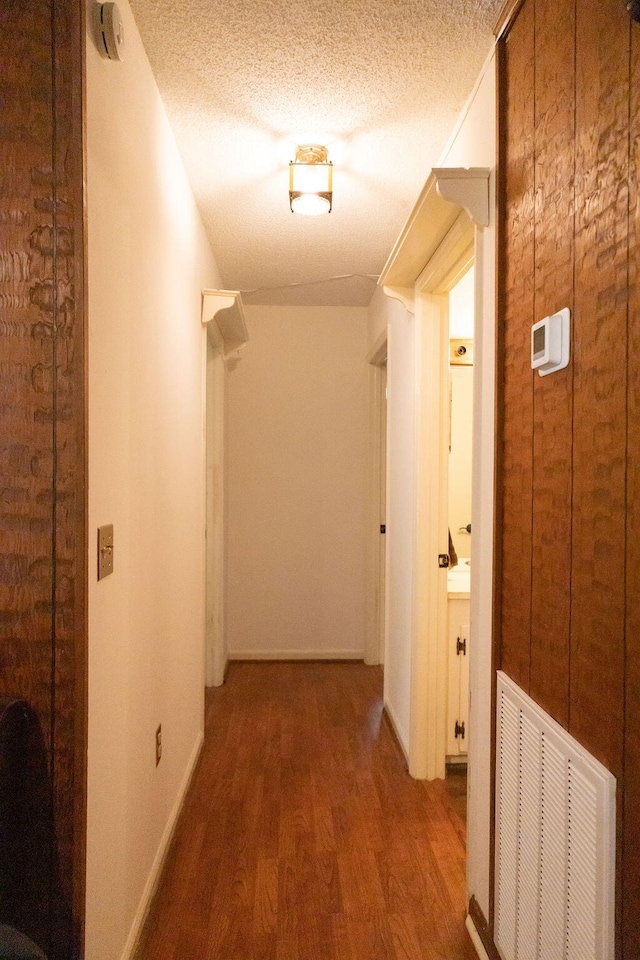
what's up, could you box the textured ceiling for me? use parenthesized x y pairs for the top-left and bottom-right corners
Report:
(129, 0), (502, 306)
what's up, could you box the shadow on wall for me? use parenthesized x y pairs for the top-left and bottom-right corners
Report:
(0, 699), (62, 959)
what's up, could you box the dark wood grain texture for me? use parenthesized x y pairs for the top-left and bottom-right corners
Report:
(0, 2), (86, 957)
(529, 0), (574, 727)
(498, 1), (638, 955)
(498, 0), (535, 689)
(623, 16), (640, 959)
(135, 663), (473, 960)
(0, 3), (57, 951)
(51, 1), (87, 954)
(572, 8), (630, 952)
(571, 0), (628, 777)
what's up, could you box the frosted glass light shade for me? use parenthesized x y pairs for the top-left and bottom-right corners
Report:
(289, 145), (333, 215)
(290, 192), (331, 215)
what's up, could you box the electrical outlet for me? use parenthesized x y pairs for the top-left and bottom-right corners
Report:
(155, 724), (162, 766)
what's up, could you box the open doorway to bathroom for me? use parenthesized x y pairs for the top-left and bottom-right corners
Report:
(445, 266), (474, 819)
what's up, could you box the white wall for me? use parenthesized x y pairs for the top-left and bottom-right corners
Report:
(440, 52), (496, 925)
(226, 306), (369, 659)
(370, 51), (496, 925)
(85, 2), (222, 957)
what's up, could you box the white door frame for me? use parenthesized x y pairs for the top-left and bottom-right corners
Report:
(205, 333), (226, 687)
(410, 217), (474, 780)
(201, 290), (249, 687)
(365, 332), (388, 666)
(379, 168), (490, 781)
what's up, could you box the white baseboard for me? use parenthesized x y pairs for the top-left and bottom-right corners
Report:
(465, 914), (491, 960)
(228, 649), (365, 661)
(120, 731), (204, 960)
(383, 698), (410, 767)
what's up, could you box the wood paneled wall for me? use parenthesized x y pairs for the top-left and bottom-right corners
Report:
(497, 1), (639, 956)
(0, 1), (86, 958)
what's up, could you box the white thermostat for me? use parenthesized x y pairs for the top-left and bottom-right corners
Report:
(100, 3), (125, 61)
(531, 307), (570, 376)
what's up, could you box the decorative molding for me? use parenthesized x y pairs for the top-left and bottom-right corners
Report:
(381, 284), (414, 313)
(201, 289), (249, 360)
(433, 167), (490, 228)
(228, 650), (364, 661)
(379, 168), (490, 310)
(493, 0), (527, 39)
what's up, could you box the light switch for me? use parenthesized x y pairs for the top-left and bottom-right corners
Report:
(97, 524), (114, 579)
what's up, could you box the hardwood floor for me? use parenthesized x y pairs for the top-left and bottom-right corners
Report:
(135, 662), (475, 960)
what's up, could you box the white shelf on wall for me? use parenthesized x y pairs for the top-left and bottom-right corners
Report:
(201, 289), (249, 360)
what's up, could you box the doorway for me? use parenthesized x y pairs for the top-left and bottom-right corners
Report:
(446, 266), (474, 766)
(408, 211), (475, 783)
(205, 332), (226, 687)
(366, 336), (388, 667)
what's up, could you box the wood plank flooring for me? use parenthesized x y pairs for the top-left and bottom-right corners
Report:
(135, 662), (474, 960)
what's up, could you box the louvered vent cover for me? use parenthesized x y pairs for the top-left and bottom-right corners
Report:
(494, 672), (615, 960)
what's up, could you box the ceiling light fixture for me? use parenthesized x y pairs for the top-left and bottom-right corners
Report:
(289, 144), (333, 215)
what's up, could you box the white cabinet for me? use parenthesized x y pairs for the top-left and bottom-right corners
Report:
(447, 596), (469, 758)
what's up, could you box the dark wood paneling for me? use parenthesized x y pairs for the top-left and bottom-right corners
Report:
(571, 0), (628, 777)
(498, 1), (639, 955)
(572, 9), (630, 951)
(623, 18), (640, 959)
(0, 1), (86, 957)
(529, 0), (574, 726)
(0, 3), (57, 950)
(498, 1), (535, 689)
(51, 1), (87, 955)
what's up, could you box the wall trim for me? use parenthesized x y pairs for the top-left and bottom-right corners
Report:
(366, 328), (388, 365)
(493, 0), (527, 38)
(467, 896), (500, 960)
(205, 343), (227, 688)
(365, 341), (388, 665)
(383, 700), (410, 769)
(228, 651), (365, 661)
(120, 732), (204, 960)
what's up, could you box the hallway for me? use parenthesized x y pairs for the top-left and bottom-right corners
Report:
(135, 662), (474, 960)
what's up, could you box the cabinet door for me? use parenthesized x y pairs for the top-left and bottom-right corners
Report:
(458, 621), (470, 752)
(447, 600), (470, 756)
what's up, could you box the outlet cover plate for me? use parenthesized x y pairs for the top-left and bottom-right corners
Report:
(97, 524), (114, 579)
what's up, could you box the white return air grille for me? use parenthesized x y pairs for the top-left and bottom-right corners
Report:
(495, 671), (616, 960)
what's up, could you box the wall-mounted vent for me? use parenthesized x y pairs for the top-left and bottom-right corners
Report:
(495, 672), (616, 960)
